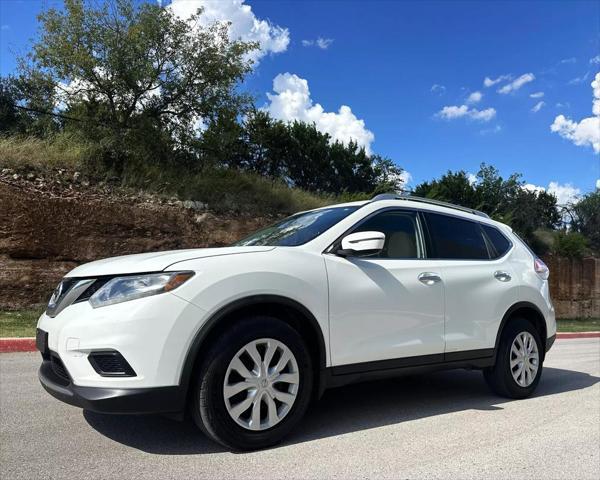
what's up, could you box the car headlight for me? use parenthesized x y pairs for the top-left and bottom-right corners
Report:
(89, 271), (194, 308)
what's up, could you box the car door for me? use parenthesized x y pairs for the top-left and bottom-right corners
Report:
(421, 212), (517, 355)
(324, 208), (445, 369)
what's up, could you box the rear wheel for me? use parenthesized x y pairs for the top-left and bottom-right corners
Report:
(484, 317), (544, 398)
(192, 316), (313, 450)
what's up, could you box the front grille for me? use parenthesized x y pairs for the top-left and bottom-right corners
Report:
(50, 354), (70, 385)
(89, 351), (136, 377)
(73, 277), (112, 304)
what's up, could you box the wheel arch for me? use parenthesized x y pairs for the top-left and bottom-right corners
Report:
(178, 294), (327, 404)
(495, 301), (548, 360)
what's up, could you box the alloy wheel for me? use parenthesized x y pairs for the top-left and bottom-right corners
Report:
(223, 338), (300, 431)
(510, 331), (539, 387)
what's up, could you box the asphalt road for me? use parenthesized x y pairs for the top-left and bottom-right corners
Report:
(1, 339), (599, 480)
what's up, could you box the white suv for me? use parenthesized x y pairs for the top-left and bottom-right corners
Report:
(37, 194), (556, 450)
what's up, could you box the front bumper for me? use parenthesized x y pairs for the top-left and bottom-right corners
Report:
(38, 357), (185, 414)
(36, 291), (207, 389)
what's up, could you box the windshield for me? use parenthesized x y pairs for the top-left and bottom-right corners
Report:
(233, 206), (360, 247)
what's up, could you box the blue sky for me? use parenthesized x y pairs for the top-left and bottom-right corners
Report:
(1, 0), (599, 202)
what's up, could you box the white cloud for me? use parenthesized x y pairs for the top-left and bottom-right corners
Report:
(483, 74), (512, 87)
(399, 171), (412, 185)
(316, 38), (333, 49)
(551, 72), (600, 153)
(265, 73), (375, 153)
(467, 173), (477, 185)
(431, 84), (446, 95)
(568, 72), (590, 85)
(555, 102), (570, 109)
(480, 124), (502, 135)
(596, 179), (600, 189)
(436, 104), (496, 122)
(0, 24), (9, 31)
(591, 55), (600, 65)
(302, 37), (333, 49)
(523, 183), (546, 194)
(530, 91), (544, 98)
(523, 182), (581, 205)
(548, 182), (581, 205)
(466, 91), (483, 104)
(560, 57), (577, 64)
(498, 73), (535, 94)
(168, 0), (290, 65)
(531, 101), (545, 113)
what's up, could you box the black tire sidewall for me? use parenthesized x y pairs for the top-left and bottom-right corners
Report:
(193, 316), (313, 450)
(495, 317), (544, 398)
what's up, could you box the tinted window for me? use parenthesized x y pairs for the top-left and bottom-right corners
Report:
(482, 224), (511, 258)
(353, 210), (420, 258)
(233, 206), (359, 246)
(424, 212), (489, 260)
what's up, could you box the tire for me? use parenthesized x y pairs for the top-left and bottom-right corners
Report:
(191, 315), (313, 451)
(484, 317), (544, 399)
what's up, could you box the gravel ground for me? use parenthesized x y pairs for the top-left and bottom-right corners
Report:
(1, 338), (599, 479)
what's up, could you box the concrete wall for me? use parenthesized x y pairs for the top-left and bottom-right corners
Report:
(544, 256), (600, 319)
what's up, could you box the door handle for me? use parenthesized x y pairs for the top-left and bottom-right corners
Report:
(418, 272), (441, 285)
(494, 271), (512, 282)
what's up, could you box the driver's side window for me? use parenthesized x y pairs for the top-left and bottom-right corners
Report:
(353, 210), (422, 259)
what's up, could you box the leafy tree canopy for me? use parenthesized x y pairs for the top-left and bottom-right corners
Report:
(414, 164), (561, 247)
(18, 0), (257, 168)
(569, 191), (600, 251)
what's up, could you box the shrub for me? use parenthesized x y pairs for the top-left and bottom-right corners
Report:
(552, 231), (588, 258)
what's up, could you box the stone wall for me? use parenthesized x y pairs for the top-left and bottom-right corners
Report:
(544, 256), (600, 319)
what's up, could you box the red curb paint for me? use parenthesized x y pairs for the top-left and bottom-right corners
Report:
(0, 338), (36, 353)
(556, 332), (600, 339)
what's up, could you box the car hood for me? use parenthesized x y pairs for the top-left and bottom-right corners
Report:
(65, 246), (276, 277)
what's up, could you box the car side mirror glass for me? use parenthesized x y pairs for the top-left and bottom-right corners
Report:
(337, 231), (385, 257)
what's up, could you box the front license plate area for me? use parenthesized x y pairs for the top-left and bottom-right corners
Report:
(36, 328), (49, 356)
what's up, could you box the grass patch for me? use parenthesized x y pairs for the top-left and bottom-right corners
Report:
(556, 318), (600, 333)
(0, 135), (340, 215)
(0, 308), (44, 338)
(119, 161), (332, 214)
(0, 133), (90, 172)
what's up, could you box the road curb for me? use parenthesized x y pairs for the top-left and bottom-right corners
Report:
(0, 338), (36, 353)
(0, 331), (599, 353)
(556, 332), (600, 339)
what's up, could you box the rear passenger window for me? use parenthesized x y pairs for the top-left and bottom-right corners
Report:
(482, 224), (511, 258)
(424, 213), (489, 260)
(353, 210), (421, 259)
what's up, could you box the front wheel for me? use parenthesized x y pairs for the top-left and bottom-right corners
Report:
(192, 316), (313, 450)
(484, 317), (544, 399)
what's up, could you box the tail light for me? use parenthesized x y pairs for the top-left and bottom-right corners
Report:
(534, 257), (549, 280)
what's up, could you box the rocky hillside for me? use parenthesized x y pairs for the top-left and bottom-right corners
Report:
(0, 168), (275, 309)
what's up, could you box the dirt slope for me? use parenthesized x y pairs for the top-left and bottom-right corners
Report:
(0, 173), (273, 309)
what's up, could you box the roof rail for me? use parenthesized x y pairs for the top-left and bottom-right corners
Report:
(370, 193), (490, 218)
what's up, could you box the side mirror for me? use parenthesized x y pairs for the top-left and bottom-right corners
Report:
(337, 231), (385, 257)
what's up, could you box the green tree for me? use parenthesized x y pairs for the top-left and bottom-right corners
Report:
(413, 170), (479, 208)
(570, 191), (600, 252)
(413, 163), (560, 249)
(0, 74), (60, 135)
(20, 0), (256, 170)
